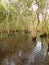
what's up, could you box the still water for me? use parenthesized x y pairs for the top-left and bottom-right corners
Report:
(0, 33), (49, 65)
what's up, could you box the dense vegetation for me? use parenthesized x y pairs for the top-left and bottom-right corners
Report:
(0, 0), (49, 37)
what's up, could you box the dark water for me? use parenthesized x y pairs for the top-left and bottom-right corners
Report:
(0, 33), (49, 65)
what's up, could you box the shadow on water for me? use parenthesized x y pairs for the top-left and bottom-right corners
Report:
(0, 32), (49, 65)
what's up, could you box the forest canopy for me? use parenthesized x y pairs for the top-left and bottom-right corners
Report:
(0, 0), (49, 37)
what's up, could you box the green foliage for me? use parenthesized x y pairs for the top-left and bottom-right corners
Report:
(0, 0), (49, 35)
(0, 2), (5, 12)
(0, 2), (6, 23)
(37, 0), (46, 8)
(0, 12), (6, 23)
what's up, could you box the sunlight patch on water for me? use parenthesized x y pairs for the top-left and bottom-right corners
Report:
(9, 60), (15, 65)
(48, 52), (49, 55)
(36, 41), (42, 51)
(18, 50), (22, 57)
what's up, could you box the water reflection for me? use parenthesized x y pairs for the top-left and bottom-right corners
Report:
(0, 33), (49, 65)
(36, 41), (42, 51)
(2, 58), (16, 65)
(26, 35), (48, 65)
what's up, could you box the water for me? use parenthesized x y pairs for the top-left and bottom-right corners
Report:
(0, 33), (49, 65)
